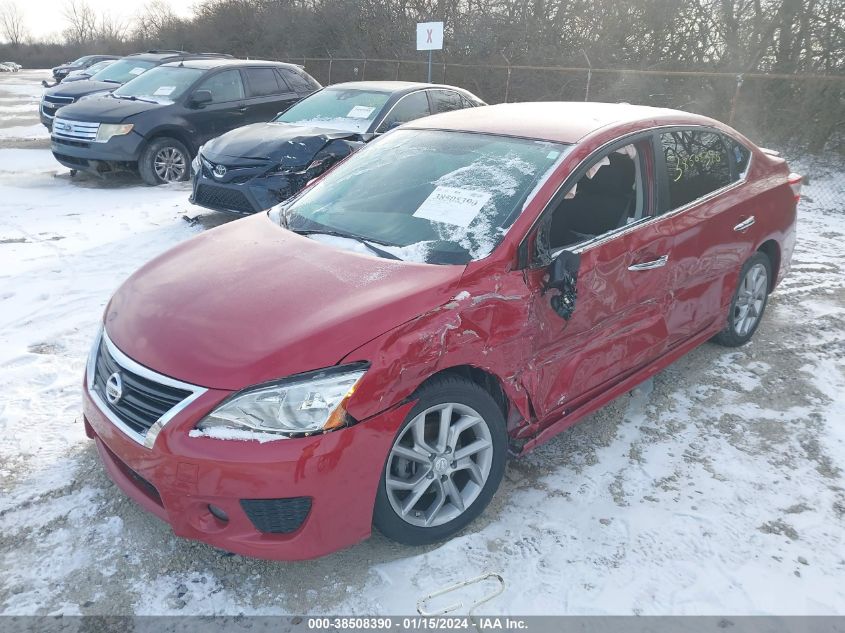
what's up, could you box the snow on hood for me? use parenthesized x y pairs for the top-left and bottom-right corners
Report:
(105, 213), (464, 391)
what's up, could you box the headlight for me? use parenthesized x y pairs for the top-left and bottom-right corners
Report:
(192, 145), (204, 174)
(96, 123), (134, 142)
(196, 363), (368, 438)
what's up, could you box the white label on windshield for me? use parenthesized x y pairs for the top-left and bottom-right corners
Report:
(153, 86), (175, 96)
(347, 105), (376, 119)
(129, 67), (145, 75)
(412, 186), (492, 228)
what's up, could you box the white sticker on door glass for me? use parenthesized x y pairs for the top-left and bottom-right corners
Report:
(129, 67), (145, 75)
(412, 186), (492, 227)
(153, 86), (175, 96)
(347, 105), (376, 119)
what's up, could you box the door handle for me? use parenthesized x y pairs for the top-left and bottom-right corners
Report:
(628, 255), (669, 271)
(733, 216), (755, 232)
(237, 105), (248, 113)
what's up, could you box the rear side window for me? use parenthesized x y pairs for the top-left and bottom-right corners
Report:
(377, 91), (431, 132)
(196, 69), (245, 103)
(244, 68), (281, 97)
(429, 89), (464, 114)
(279, 68), (317, 93)
(660, 130), (731, 209)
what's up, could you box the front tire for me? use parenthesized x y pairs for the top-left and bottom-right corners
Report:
(713, 252), (772, 347)
(373, 375), (507, 546)
(139, 137), (191, 185)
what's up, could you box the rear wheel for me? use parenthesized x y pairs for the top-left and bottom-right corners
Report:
(373, 375), (507, 545)
(139, 137), (190, 185)
(713, 252), (771, 347)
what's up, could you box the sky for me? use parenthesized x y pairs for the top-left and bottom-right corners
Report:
(16, 0), (197, 41)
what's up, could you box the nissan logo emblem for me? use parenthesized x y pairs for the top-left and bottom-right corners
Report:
(105, 372), (123, 404)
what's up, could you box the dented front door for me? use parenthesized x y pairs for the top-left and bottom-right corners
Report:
(523, 220), (675, 424)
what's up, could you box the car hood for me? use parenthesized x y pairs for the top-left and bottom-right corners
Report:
(203, 122), (362, 168)
(53, 95), (166, 123)
(45, 79), (117, 99)
(105, 213), (464, 391)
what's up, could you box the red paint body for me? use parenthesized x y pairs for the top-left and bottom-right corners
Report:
(85, 102), (797, 559)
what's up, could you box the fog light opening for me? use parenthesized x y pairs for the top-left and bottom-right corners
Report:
(208, 504), (229, 523)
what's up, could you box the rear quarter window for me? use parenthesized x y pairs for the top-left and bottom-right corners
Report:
(279, 68), (318, 94)
(728, 138), (752, 179)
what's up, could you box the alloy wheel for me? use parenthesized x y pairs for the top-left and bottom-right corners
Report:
(385, 402), (494, 528)
(153, 147), (187, 182)
(733, 262), (768, 337)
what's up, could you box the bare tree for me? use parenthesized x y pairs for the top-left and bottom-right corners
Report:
(0, 1), (28, 46)
(62, 0), (97, 45)
(135, 0), (178, 42)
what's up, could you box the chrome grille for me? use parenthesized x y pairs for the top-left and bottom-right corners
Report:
(87, 331), (206, 448)
(52, 117), (99, 142)
(44, 95), (75, 105)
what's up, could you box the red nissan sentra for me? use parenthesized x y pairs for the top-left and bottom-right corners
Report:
(83, 102), (800, 560)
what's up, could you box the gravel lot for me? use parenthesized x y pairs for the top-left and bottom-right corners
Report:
(1, 70), (843, 616)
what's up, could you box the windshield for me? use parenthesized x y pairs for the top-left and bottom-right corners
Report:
(274, 88), (391, 133)
(71, 56), (94, 64)
(92, 58), (157, 84)
(113, 66), (203, 102)
(280, 129), (570, 264)
(78, 60), (111, 75)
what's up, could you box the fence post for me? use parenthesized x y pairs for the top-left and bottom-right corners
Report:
(361, 52), (368, 81)
(582, 50), (592, 101)
(728, 74), (743, 126)
(396, 57), (401, 80)
(325, 50), (333, 85)
(501, 52), (511, 103)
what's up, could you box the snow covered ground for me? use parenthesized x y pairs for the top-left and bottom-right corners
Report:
(0, 71), (843, 616)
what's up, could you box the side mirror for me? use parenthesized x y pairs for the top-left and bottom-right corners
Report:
(546, 250), (580, 320)
(189, 90), (213, 108)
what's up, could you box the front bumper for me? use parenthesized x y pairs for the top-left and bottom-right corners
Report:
(190, 157), (306, 215)
(83, 371), (412, 560)
(51, 131), (144, 175)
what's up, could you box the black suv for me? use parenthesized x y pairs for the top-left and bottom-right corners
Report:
(41, 51), (232, 131)
(50, 59), (321, 185)
(51, 55), (118, 82)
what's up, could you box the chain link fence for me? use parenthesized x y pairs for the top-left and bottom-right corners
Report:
(281, 55), (844, 212)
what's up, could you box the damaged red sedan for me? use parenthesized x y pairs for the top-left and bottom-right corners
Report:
(83, 102), (800, 560)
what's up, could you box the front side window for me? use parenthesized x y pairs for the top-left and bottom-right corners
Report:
(279, 129), (570, 264)
(244, 68), (281, 97)
(113, 66), (204, 102)
(195, 69), (245, 103)
(274, 87), (390, 133)
(377, 91), (431, 132)
(546, 143), (644, 250)
(660, 130), (731, 209)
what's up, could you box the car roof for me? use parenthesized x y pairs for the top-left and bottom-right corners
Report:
(160, 58), (300, 71)
(325, 80), (467, 95)
(121, 50), (232, 62)
(407, 101), (719, 144)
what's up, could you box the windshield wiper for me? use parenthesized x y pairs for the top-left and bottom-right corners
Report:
(292, 228), (403, 261)
(101, 79), (121, 84)
(112, 94), (158, 104)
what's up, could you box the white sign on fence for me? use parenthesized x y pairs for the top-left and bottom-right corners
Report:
(416, 22), (444, 51)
